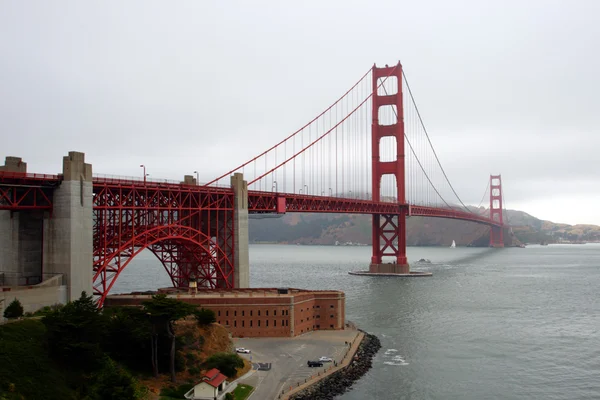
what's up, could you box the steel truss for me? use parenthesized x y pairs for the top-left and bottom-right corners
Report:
(0, 172), (60, 211)
(92, 180), (235, 306)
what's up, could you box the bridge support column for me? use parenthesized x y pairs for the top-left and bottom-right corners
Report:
(44, 152), (93, 300)
(368, 62), (411, 274)
(0, 157), (45, 286)
(489, 175), (504, 248)
(369, 213), (409, 273)
(231, 173), (249, 288)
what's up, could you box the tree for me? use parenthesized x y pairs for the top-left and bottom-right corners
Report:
(194, 308), (216, 326)
(103, 306), (152, 372)
(90, 357), (146, 400)
(42, 291), (106, 371)
(203, 353), (244, 378)
(3, 298), (23, 319)
(142, 294), (197, 382)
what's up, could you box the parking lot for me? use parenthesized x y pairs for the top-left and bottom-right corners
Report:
(234, 328), (360, 400)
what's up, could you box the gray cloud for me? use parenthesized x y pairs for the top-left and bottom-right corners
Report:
(1, 0), (599, 224)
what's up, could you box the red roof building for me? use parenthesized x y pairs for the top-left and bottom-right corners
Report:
(202, 368), (227, 388)
(184, 368), (229, 400)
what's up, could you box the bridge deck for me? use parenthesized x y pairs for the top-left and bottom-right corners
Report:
(0, 172), (502, 227)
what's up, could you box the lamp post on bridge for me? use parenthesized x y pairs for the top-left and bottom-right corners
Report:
(304, 184), (308, 195)
(329, 188), (333, 197)
(272, 181), (278, 192)
(140, 164), (148, 184)
(194, 170), (199, 185)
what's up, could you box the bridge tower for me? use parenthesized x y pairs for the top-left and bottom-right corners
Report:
(489, 174), (504, 248)
(369, 62), (410, 273)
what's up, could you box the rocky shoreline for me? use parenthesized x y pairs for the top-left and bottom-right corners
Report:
(289, 331), (382, 400)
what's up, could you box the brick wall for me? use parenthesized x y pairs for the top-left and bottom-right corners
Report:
(104, 288), (346, 338)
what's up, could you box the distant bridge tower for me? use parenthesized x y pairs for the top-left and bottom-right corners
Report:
(489, 174), (504, 247)
(369, 62), (410, 273)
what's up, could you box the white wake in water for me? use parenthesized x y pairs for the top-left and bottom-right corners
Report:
(382, 349), (409, 366)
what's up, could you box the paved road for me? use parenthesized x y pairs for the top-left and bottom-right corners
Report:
(234, 329), (359, 400)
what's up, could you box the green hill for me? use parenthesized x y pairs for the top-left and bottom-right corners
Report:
(249, 209), (599, 246)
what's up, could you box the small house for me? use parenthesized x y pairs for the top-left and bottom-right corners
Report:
(184, 368), (229, 400)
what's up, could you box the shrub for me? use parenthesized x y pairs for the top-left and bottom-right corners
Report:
(194, 308), (216, 325)
(185, 352), (198, 363)
(225, 392), (234, 400)
(32, 304), (63, 317)
(188, 366), (200, 376)
(203, 353), (244, 378)
(90, 357), (143, 400)
(4, 299), (24, 319)
(160, 383), (194, 398)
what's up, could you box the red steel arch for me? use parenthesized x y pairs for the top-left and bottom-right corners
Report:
(92, 178), (235, 306)
(93, 224), (234, 306)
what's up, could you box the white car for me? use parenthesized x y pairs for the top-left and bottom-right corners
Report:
(236, 347), (251, 354)
(319, 356), (333, 362)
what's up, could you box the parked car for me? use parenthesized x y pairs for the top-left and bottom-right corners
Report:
(307, 360), (324, 367)
(319, 356), (333, 362)
(236, 347), (251, 354)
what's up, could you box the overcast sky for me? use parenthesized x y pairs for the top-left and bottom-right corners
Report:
(1, 0), (599, 225)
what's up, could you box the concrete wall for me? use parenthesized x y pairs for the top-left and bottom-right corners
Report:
(0, 274), (67, 322)
(0, 211), (44, 286)
(0, 211), (18, 284)
(0, 157), (44, 286)
(43, 152), (93, 301)
(193, 382), (218, 399)
(231, 173), (249, 288)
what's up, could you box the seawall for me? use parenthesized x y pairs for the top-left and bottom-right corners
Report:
(286, 330), (381, 400)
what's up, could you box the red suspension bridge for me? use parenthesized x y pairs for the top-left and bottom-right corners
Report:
(0, 62), (506, 306)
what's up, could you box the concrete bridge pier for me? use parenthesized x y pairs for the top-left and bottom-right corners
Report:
(231, 173), (249, 288)
(43, 151), (93, 301)
(0, 157), (45, 286)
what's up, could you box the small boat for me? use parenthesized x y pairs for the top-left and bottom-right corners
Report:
(450, 240), (456, 248)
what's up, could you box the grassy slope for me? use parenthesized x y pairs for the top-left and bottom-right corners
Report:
(0, 319), (75, 400)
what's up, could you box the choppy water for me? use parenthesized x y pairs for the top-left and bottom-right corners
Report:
(114, 244), (600, 400)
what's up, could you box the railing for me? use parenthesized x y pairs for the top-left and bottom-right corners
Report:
(93, 173), (231, 189)
(0, 272), (64, 287)
(0, 171), (61, 180)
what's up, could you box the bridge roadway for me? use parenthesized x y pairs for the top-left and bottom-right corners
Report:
(0, 172), (502, 227)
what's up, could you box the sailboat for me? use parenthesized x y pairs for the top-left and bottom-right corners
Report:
(450, 240), (456, 248)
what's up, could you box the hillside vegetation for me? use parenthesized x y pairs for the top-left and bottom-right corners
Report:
(0, 294), (249, 400)
(249, 209), (600, 246)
